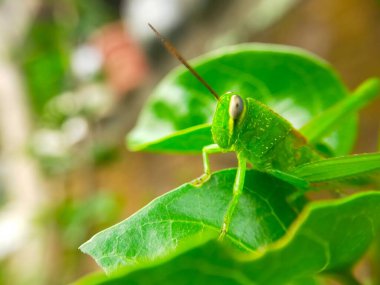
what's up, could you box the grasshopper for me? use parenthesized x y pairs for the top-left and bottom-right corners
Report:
(148, 24), (380, 238)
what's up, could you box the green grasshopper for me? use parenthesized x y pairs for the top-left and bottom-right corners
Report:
(149, 24), (380, 238)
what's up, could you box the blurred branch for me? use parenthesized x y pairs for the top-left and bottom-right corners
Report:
(0, 0), (46, 282)
(0, 60), (44, 257)
(0, 0), (40, 54)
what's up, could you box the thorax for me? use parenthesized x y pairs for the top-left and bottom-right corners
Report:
(233, 98), (320, 171)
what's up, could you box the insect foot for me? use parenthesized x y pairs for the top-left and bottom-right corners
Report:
(218, 223), (228, 241)
(190, 173), (211, 187)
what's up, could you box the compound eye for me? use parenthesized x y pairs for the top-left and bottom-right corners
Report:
(229, 95), (244, 120)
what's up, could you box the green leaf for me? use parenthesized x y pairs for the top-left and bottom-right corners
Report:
(80, 169), (304, 273)
(127, 44), (356, 155)
(77, 192), (380, 285)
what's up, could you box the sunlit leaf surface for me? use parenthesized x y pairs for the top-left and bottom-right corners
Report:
(80, 169), (304, 273)
(77, 192), (380, 285)
(127, 44), (356, 155)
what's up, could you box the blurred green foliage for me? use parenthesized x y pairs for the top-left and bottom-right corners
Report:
(0, 262), (4, 284)
(53, 191), (122, 248)
(18, 0), (119, 116)
(37, 190), (123, 284)
(1, 2), (123, 282)
(91, 143), (119, 167)
(74, 1), (119, 40)
(21, 15), (70, 115)
(0, 185), (5, 208)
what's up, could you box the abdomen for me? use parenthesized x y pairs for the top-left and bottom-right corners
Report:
(259, 129), (322, 171)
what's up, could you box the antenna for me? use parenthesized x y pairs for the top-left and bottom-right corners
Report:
(148, 23), (220, 101)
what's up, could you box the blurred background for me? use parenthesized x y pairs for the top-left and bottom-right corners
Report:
(0, 0), (379, 284)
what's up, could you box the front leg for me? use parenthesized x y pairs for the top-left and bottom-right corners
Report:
(219, 152), (247, 240)
(191, 144), (223, 187)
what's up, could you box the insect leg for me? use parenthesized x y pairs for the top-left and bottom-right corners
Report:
(219, 153), (247, 240)
(301, 78), (380, 144)
(267, 169), (309, 189)
(191, 144), (223, 186)
(264, 170), (311, 203)
(290, 152), (380, 183)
